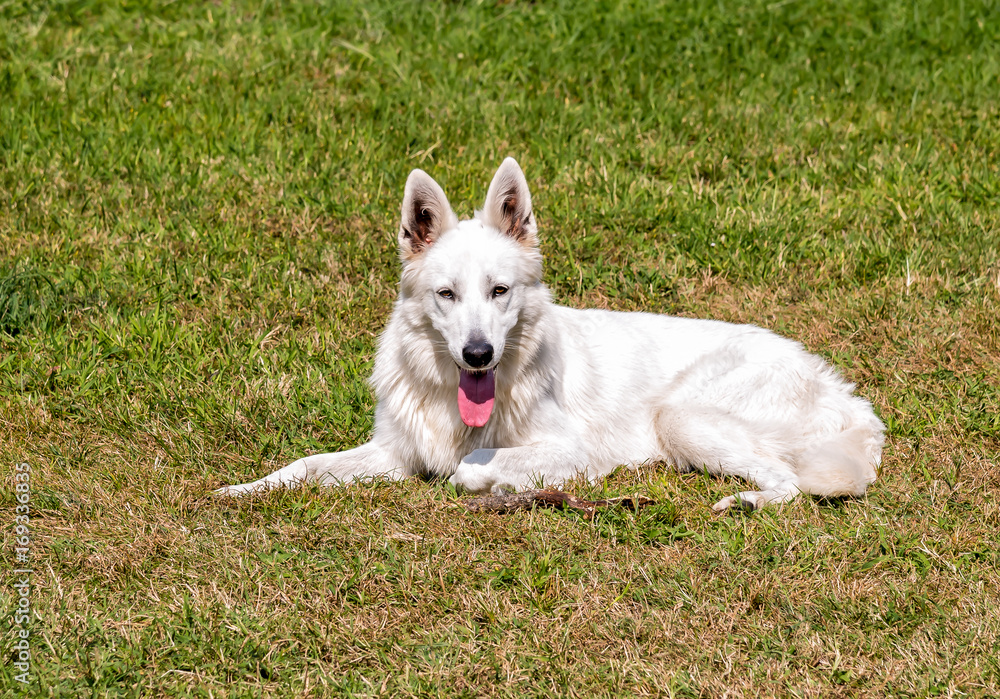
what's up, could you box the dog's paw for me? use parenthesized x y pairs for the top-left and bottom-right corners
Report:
(711, 492), (763, 513)
(450, 449), (532, 494)
(450, 463), (519, 495)
(448, 465), (493, 494)
(214, 481), (264, 497)
(712, 485), (802, 512)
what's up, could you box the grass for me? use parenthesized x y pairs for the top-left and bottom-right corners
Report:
(1, 0), (999, 695)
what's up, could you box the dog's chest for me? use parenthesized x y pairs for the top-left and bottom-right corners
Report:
(410, 405), (521, 477)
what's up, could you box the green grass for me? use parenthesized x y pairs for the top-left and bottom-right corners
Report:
(2, 0), (999, 696)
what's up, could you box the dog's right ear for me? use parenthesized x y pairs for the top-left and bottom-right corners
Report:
(399, 169), (457, 260)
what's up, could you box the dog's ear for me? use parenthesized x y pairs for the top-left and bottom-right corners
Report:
(482, 157), (538, 247)
(399, 169), (457, 259)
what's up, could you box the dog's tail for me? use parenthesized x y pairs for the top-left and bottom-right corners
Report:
(796, 423), (883, 498)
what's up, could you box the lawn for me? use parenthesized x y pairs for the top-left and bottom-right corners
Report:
(1, 0), (999, 696)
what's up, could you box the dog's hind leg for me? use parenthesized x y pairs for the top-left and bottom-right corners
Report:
(655, 406), (803, 512)
(710, 485), (801, 512)
(215, 441), (404, 496)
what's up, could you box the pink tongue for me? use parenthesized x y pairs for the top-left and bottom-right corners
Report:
(458, 369), (495, 427)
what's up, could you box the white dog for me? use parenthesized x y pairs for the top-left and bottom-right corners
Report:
(219, 158), (883, 511)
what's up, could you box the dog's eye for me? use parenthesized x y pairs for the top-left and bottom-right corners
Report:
(492, 285), (509, 297)
(437, 289), (454, 300)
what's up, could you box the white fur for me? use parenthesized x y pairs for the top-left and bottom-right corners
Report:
(218, 158), (884, 511)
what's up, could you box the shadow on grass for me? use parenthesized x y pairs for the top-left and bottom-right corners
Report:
(0, 263), (57, 336)
(590, 500), (701, 546)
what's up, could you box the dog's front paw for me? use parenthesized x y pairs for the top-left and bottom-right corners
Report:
(450, 449), (531, 494)
(450, 461), (518, 495)
(449, 463), (494, 494)
(214, 481), (267, 497)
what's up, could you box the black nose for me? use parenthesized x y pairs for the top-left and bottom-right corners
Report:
(462, 339), (494, 368)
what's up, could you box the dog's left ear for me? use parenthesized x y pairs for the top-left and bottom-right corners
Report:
(482, 158), (538, 247)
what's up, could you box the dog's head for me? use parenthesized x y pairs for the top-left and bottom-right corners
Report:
(396, 158), (546, 427)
